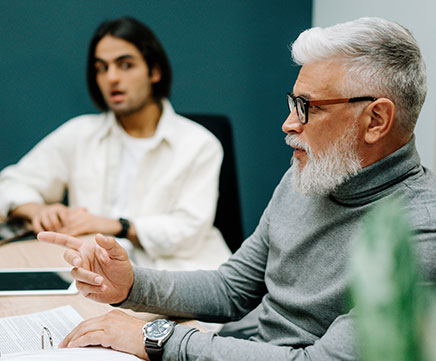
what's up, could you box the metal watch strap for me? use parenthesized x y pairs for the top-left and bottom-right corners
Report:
(116, 217), (130, 238)
(145, 340), (163, 361)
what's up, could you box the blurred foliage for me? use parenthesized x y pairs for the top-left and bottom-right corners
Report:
(350, 198), (436, 361)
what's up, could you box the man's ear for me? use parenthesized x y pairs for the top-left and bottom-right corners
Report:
(150, 65), (162, 84)
(363, 98), (396, 144)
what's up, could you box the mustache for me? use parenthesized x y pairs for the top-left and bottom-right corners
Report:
(285, 134), (311, 153)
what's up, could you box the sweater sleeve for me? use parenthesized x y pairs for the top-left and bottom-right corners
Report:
(119, 266), (356, 360)
(117, 201), (357, 360)
(119, 204), (272, 321)
(163, 311), (356, 361)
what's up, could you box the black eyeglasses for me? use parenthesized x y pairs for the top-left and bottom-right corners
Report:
(287, 93), (377, 125)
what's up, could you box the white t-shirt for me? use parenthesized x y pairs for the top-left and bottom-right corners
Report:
(110, 126), (158, 219)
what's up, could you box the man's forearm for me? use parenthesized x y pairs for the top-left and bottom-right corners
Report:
(91, 216), (140, 245)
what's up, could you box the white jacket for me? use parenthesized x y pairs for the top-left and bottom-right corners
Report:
(0, 100), (231, 270)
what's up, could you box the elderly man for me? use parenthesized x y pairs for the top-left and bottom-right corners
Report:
(38, 17), (436, 361)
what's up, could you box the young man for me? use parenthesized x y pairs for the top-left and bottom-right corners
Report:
(0, 17), (230, 270)
(38, 17), (436, 360)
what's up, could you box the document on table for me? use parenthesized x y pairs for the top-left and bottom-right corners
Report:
(0, 305), (141, 360)
(0, 305), (83, 354)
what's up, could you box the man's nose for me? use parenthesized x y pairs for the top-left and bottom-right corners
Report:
(106, 65), (120, 83)
(282, 109), (303, 134)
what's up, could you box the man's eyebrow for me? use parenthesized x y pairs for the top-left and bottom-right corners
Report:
(294, 92), (312, 99)
(114, 55), (136, 62)
(94, 55), (136, 63)
(94, 57), (107, 64)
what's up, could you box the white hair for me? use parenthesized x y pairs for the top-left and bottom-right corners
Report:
(291, 17), (427, 135)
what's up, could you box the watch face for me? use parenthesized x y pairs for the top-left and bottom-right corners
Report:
(145, 319), (173, 340)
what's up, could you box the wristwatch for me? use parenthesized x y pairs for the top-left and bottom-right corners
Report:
(116, 217), (130, 238)
(143, 319), (176, 361)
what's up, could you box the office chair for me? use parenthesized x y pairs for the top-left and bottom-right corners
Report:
(183, 114), (244, 253)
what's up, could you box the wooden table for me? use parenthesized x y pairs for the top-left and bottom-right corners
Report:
(0, 239), (156, 321)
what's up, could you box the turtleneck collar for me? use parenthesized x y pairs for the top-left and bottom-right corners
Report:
(330, 136), (423, 205)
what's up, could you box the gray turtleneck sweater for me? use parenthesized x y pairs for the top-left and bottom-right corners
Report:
(120, 137), (436, 360)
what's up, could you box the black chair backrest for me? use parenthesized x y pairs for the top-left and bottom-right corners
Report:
(184, 114), (244, 253)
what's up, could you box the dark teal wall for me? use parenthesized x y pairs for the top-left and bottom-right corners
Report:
(0, 1), (312, 238)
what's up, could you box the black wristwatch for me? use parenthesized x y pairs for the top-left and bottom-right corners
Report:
(143, 319), (176, 361)
(116, 217), (130, 238)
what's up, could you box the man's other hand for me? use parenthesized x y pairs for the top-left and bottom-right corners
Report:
(59, 310), (149, 360)
(10, 202), (70, 233)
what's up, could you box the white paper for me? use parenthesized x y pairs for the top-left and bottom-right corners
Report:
(0, 305), (83, 354)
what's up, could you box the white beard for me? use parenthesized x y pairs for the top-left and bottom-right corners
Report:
(285, 125), (362, 196)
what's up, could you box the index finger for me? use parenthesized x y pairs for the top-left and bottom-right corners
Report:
(37, 231), (83, 251)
